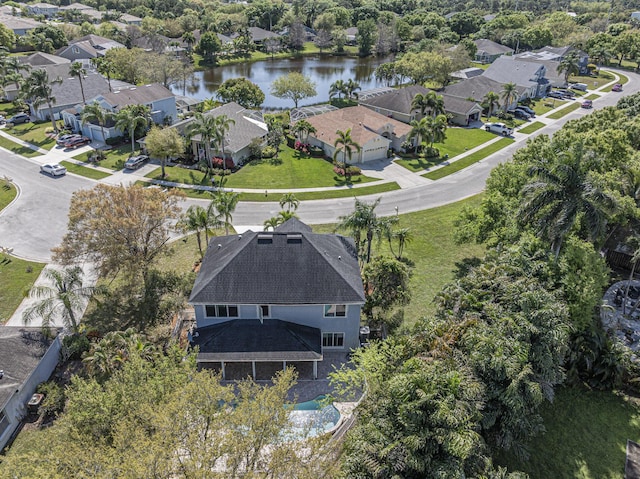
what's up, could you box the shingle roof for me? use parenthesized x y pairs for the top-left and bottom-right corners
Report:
(483, 56), (543, 88)
(189, 219), (365, 304)
(193, 319), (322, 362)
(515, 57), (564, 85)
(187, 102), (267, 154)
(59, 2), (93, 10)
(0, 328), (57, 411)
(441, 93), (483, 115)
(99, 83), (174, 109)
(444, 76), (527, 102)
(247, 26), (280, 42)
(274, 217), (312, 233)
(0, 13), (43, 31)
(20, 52), (70, 66)
(29, 3), (57, 9)
(303, 106), (412, 147)
(120, 13), (142, 23)
(359, 84), (430, 114)
(474, 38), (514, 56)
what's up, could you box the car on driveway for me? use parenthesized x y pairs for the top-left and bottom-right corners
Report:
(62, 136), (91, 148)
(41, 163), (67, 176)
(581, 99), (593, 109)
(7, 113), (30, 125)
(511, 109), (531, 120)
(516, 105), (535, 117)
(124, 154), (149, 170)
(56, 134), (82, 146)
(547, 91), (564, 99)
(612, 83), (623, 92)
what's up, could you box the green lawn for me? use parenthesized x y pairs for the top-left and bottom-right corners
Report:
(395, 128), (496, 173)
(547, 102), (581, 119)
(423, 138), (514, 181)
(498, 387), (640, 479)
(533, 98), (568, 115)
(60, 161), (112, 180)
(518, 121), (545, 134)
(585, 93), (600, 100)
(0, 181), (17, 211)
(147, 148), (379, 189)
(0, 102), (20, 116)
(569, 71), (615, 91)
(601, 72), (629, 92)
(6, 122), (56, 150)
(0, 135), (42, 157)
(0, 256), (45, 324)
(75, 144), (134, 171)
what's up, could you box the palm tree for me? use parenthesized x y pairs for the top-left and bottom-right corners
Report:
(22, 266), (97, 332)
(391, 227), (413, 260)
(483, 91), (500, 118)
(411, 93), (429, 117)
(558, 51), (581, 84)
(338, 198), (395, 264)
(91, 56), (114, 92)
(180, 205), (220, 258)
(182, 31), (196, 53)
(211, 190), (239, 235)
(23, 69), (62, 132)
(345, 78), (361, 99)
(115, 106), (149, 153)
(622, 237), (640, 315)
(428, 115), (447, 149)
(519, 148), (617, 259)
(333, 128), (361, 167)
(69, 61), (87, 104)
(329, 79), (346, 99)
(411, 91), (445, 118)
(409, 117), (431, 153)
(187, 112), (217, 168)
(81, 101), (112, 143)
(3, 57), (30, 93)
(291, 119), (316, 143)
(279, 193), (299, 213)
(213, 114), (236, 173)
(263, 216), (281, 231)
(500, 82), (518, 112)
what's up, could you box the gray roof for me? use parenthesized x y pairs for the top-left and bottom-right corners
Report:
(0, 13), (43, 32)
(0, 328), (57, 411)
(188, 102), (267, 154)
(99, 83), (174, 109)
(247, 26), (280, 42)
(451, 67), (485, 80)
(474, 39), (513, 56)
(441, 93), (483, 115)
(483, 56), (544, 88)
(444, 76), (527, 102)
(274, 217), (312, 233)
(193, 319), (322, 362)
(20, 52), (70, 66)
(189, 219), (365, 305)
(59, 2), (93, 10)
(515, 57), (564, 86)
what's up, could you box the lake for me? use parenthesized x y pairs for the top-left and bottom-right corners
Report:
(176, 55), (394, 109)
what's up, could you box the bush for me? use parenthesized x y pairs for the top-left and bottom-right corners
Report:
(62, 333), (90, 360)
(262, 146), (277, 158)
(286, 134), (296, 148)
(424, 146), (440, 158)
(333, 164), (362, 177)
(294, 141), (310, 154)
(309, 145), (324, 157)
(36, 381), (65, 418)
(211, 168), (231, 176)
(211, 157), (235, 169)
(105, 136), (124, 146)
(248, 138), (263, 159)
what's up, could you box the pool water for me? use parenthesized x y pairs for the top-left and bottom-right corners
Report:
(286, 396), (342, 439)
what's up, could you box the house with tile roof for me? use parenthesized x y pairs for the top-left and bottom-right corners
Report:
(474, 39), (514, 63)
(0, 328), (60, 452)
(358, 85), (483, 126)
(189, 218), (365, 380)
(180, 102), (268, 167)
(302, 106), (412, 162)
(56, 34), (124, 62)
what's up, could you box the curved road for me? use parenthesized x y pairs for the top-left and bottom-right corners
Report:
(1, 69), (637, 262)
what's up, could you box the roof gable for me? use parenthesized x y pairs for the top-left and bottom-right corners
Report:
(474, 39), (514, 55)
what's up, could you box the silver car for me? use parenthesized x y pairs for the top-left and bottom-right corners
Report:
(40, 163), (67, 176)
(124, 155), (149, 170)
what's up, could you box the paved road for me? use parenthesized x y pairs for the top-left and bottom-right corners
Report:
(0, 69), (637, 262)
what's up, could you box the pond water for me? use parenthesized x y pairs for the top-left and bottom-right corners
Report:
(176, 54), (394, 109)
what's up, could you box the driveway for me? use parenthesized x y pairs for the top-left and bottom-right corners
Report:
(0, 69), (637, 262)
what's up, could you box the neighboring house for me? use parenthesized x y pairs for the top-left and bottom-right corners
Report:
(120, 13), (142, 25)
(0, 328), (60, 452)
(451, 67), (485, 81)
(0, 13), (43, 35)
(443, 75), (528, 111)
(358, 85), (482, 126)
(344, 27), (358, 45)
(514, 57), (566, 88)
(19, 52), (70, 67)
(76, 8), (104, 23)
(231, 26), (281, 45)
(27, 2), (59, 18)
(57, 34), (125, 62)
(189, 218), (365, 380)
(63, 83), (177, 142)
(632, 11), (640, 21)
(482, 55), (550, 98)
(303, 105), (411, 161)
(58, 2), (93, 12)
(519, 46), (590, 74)
(474, 39), (514, 63)
(182, 101), (268, 166)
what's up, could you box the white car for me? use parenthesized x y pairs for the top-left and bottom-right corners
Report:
(41, 163), (67, 176)
(484, 122), (513, 136)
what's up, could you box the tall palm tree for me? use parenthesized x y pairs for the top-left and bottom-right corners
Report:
(182, 31), (196, 53)
(211, 190), (239, 235)
(558, 51), (581, 84)
(500, 82), (518, 112)
(81, 101), (113, 143)
(23, 69), (62, 132)
(213, 114), (236, 173)
(519, 148), (617, 259)
(411, 93), (429, 117)
(483, 91), (500, 118)
(91, 56), (114, 92)
(428, 114), (447, 148)
(333, 128), (361, 167)
(187, 112), (217, 168)
(409, 117), (431, 153)
(22, 266), (97, 332)
(292, 119), (316, 143)
(3, 57), (30, 93)
(180, 205), (220, 258)
(329, 79), (346, 99)
(411, 91), (445, 118)
(345, 78), (361, 99)
(279, 193), (299, 213)
(263, 216), (281, 231)
(115, 106), (149, 153)
(338, 198), (394, 264)
(69, 61), (87, 104)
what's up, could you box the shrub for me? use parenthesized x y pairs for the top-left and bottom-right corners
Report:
(333, 164), (362, 177)
(211, 168), (231, 176)
(286, 134), (296, 148)
(262, 146), (277, 158)
(105, 136), (124, 146)
(36, 381), (65, 418)
(294, 141), (310, 154)
(309, 145), (324, 157)
(62, 333), (90, 360)
(424, 146), (440, 158)
(248, 138), (263, 159)
(211, 157), (235, 169)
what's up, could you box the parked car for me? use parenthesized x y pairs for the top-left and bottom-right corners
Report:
(40, 163), (67, 176)
(484, 122), (513, 136)
(547, 91), (564, 99)
(62, 136), (91, 148)
(570, 83), (588, 91)
(612, 83), (623, 92)
(7, 113), (30, 124)
(124, 154), (149, 170)
(511, 109), (531, 120)
(56, 133), (81, 145)
(516, 105), (536, 116)
(581, 99), (593, 109)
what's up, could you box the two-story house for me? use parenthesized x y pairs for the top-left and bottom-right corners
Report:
(56, 34), (125, 62)
(482, 55), (550, 98)
(26, 2), (59, 18)
(474, 39), (514, 63)
(188, 218), (365, 380)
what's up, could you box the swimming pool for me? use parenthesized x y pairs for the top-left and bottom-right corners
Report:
(287, 396), (342, 439)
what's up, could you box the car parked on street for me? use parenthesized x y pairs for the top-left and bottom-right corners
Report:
(40, 163), (67, 176)
(7, 113), (30, 125)
(62, 136), (91, 148)
(124, 154), (149, 170)
(612, 83), (623, 92)
(581, 99), (593, 109)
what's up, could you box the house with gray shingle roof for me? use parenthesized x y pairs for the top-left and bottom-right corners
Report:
(443, 75), (527, 111)
(26, 2), (58, 18)
(482, 55), (550, 98)
(189, 218), (364, 379)
(474, 38), (514, 63)
(0, 13), (43, 35)
(56, 34), (124, 61)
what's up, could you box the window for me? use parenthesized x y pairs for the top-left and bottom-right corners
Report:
(259, 305), (270, 318)
(72, 46), (79, 54)
(323, 332), (344, 348)
(0, 411), (9, 438)
(324, 304), (346, 317)
(205, 305), (238, 318)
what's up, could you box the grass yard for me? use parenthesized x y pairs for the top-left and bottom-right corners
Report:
(74, 144), (134, 171)
(6, 122), (55, 150)
(0, 102), (20, 116)
(0, 135), (42, 157)
(60, 161), (112, 180)
(601, 72), (629, 92)
(518, 121), (545, 134)
(0, 181), (17, 211)
(569, 71), (615, 91)
(533, 98), (568, 115)
(498, 387), (640, 479)
(547, 102), (581, 119)
(423, 138), (514, 181)
(0, 255), (45, 324)
(585, 93), (600, 100)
